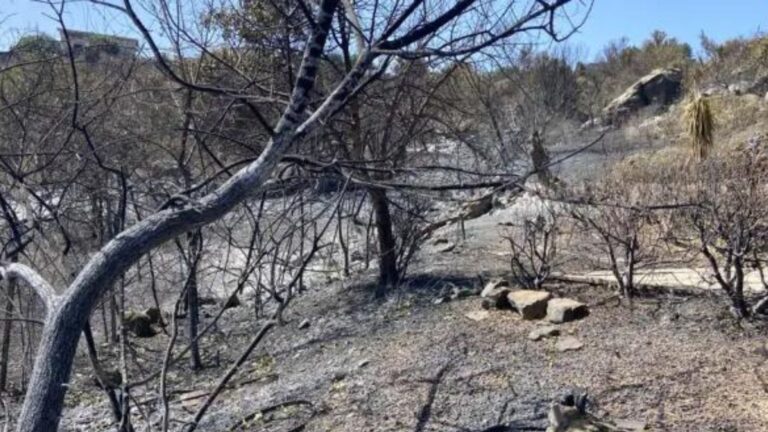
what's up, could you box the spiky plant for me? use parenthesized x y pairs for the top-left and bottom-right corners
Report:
(683, 94), (715, 161)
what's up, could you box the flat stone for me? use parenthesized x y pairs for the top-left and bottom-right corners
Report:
(555, 336), (584, 352)
(547, 298), (589, 323)
(528, 325), (561, 341)
(465, 310), (490, 321)
(507, 290), (552, 320)
(439, 242), (456, 253)
(614, 419), (647, 431)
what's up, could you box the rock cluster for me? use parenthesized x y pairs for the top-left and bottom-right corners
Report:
(474, 279), (591, 351)
(480, 279), (589, 324)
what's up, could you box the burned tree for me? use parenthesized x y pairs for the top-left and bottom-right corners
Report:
(0, 0), (589, 430)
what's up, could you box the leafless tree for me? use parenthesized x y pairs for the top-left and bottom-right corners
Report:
(672, 141), (768, 318)
(0, 0), (590, 430)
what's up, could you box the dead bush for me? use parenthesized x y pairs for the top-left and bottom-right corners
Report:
(503, 203), (562, 289)
(670, 138), (768, 318)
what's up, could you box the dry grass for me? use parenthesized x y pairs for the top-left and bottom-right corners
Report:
(683, 94), (715, 161)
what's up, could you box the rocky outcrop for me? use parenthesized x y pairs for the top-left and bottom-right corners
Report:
(602, 68), (683, 123)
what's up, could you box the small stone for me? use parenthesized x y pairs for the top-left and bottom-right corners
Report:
(465, 310), (490, 321)
(357, 359), (370, 369)
(546, 298), (589, 323)
(439, 242), (456, 253)
(528, 325), (560, 341)
(507, 290), (552, 320)
(298, 319), (311, 329)
(555, 336), (584, 352)
(614, 419), (647, 431)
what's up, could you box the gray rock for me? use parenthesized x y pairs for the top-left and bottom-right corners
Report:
(547, 298), (589, 323)
(728, 81), (750, 95)
(461, 195), (493, 220)
(124, 311), (157, 338)
(555, 336), (584, 352)
(481, 278), (511, 299)
(481, 279), (512, 309)
(528, 325), (561, 341)
(298, 319), (311, 329)
(614, 419), (647, 431)
(465, 310), (490, 321)
(439, 242), (456, 253)
(603, 68), (682, 123)
(507, 290), (552, 320)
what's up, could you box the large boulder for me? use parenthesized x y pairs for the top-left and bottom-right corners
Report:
(602, 68), (682, 123)
(547, 298), (590, 323)
(507, 290), (552, 320)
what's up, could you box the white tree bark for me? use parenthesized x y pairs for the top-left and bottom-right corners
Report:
(0, 262), (59, 313)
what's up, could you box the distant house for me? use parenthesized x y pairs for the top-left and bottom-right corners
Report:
(58, 29), (139, 59)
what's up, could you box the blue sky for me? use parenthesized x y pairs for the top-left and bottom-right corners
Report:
(2, 0), (768, 59)
(567, 0), (768, 58)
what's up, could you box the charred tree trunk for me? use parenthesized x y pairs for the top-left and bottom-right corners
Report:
(369, 187), (398, 295)
(185, 230), (203, 370)
(0, 266), (15, 392)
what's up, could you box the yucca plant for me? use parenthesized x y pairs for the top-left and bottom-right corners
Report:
(683, 94), (715, 161)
